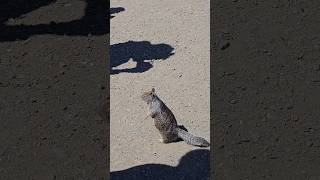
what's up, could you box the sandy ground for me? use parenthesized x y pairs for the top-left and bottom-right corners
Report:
(110, 0), (210, 177)
(3, 0), (320, 179)
(213, 1), (320, 179)
(0, 1), (108, 179)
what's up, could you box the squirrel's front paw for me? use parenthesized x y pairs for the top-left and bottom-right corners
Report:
(158, 139), (164, 143)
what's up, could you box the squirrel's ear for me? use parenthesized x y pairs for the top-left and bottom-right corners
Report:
(151, 88), (155, 93)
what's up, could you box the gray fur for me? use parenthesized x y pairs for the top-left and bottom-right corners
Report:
(141, 88), (210, 147)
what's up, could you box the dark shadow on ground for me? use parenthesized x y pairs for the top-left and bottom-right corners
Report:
(0, 0), (109, 42)
(212, 1), (320, 179)
(110, 41), (174, 74)
(110, 7), (125, 19)
(110, 149), (210, 180)
(0, 0), (57, 24)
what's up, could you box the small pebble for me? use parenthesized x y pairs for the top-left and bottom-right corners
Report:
(59, 62), (67, 68)
(230, 99), (238, 104)
(221, 42), (230, 50)
(307, 142), (314, 147)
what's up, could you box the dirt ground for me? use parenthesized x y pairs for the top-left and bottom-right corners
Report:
(3, 0), (320, 179)
(110, 0), (210, 179)
(0, 1), (108, 179)
(213, 1), (320, 179)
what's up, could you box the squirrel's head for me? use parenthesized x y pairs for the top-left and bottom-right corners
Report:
(141, 88), (156, 103)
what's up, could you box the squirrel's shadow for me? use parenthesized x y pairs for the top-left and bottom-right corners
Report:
(110, 149), (210, 180)
(110, 41), (174, 74)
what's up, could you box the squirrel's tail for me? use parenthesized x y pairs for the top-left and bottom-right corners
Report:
(176, 127), (210, 147)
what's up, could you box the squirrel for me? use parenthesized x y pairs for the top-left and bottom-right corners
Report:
(141, 88), (210, 147)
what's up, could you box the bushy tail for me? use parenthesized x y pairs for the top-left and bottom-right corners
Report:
(176, 127), (210, 147)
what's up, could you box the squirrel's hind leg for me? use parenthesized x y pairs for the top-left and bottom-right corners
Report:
(158, 134), (171, 143)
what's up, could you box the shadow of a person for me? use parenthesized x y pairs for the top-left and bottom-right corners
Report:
(110, 41), (174, 74)
(0, 0), (57, 25)
(0, 0), (111, 42)
(110, 149), (210, 180)
(110, 7), (125, 19)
